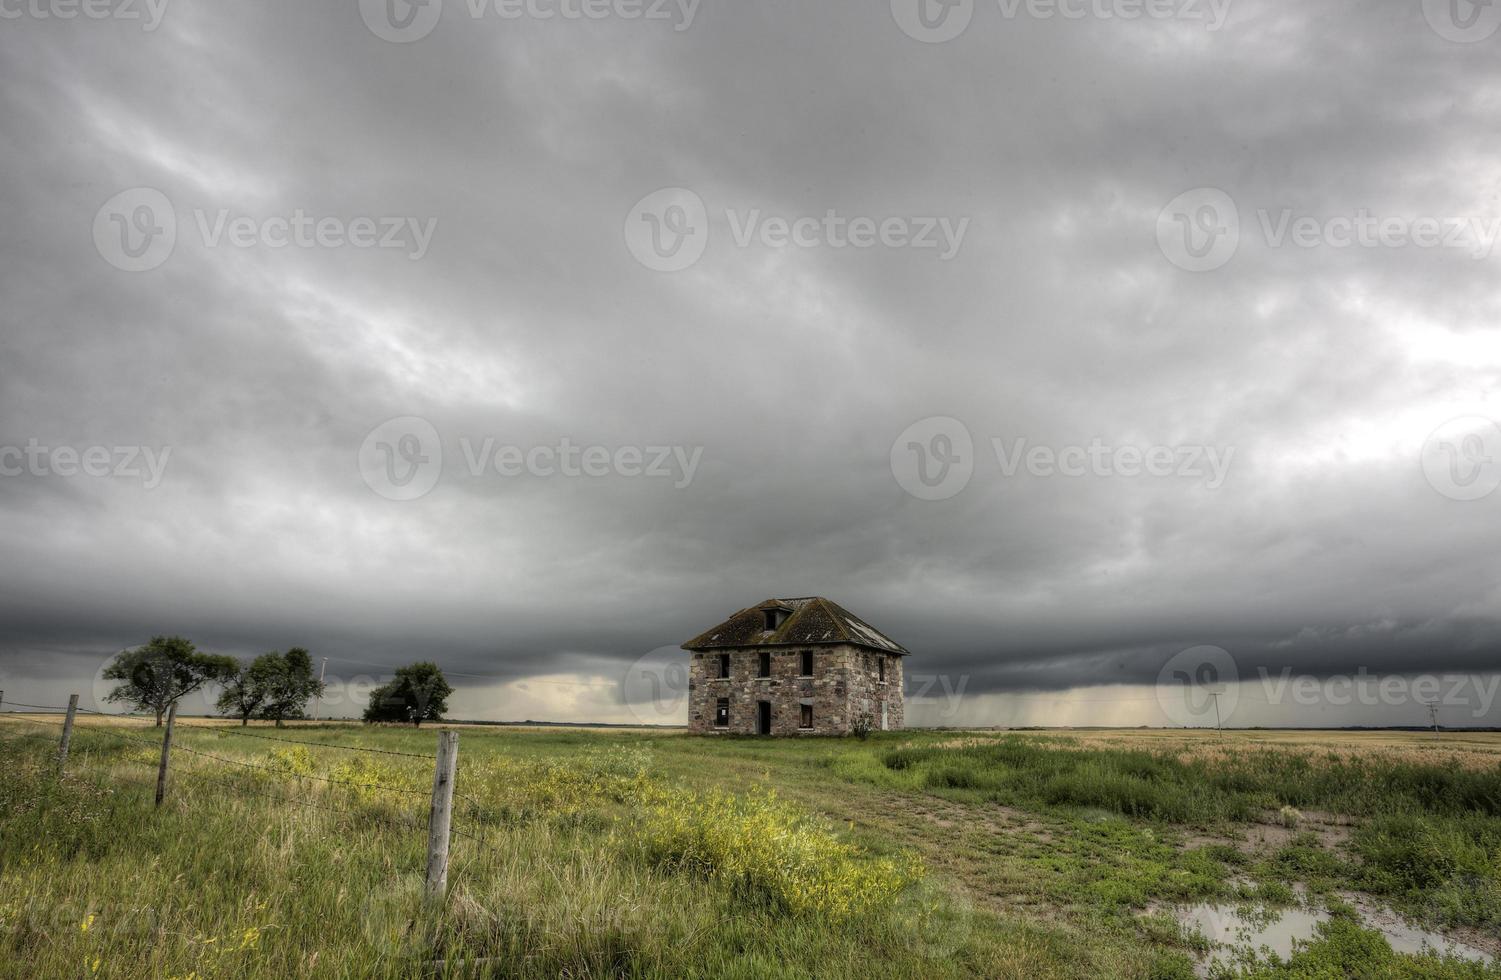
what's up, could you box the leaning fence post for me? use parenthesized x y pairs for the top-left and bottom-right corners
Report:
(155, 703), (177, 807)
(57, 694), (79, 772)
(425, 731), (458, 902)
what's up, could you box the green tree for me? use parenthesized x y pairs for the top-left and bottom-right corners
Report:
(362, 662), (452, 727)
(215, 653), (280, 726)
(259, 647), (325, 728)
(103, 636), (239, 726)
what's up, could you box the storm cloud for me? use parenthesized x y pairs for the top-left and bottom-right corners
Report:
(1, 0), (1499, 729)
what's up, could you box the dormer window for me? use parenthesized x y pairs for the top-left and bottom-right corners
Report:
(762, 607), (790, 631)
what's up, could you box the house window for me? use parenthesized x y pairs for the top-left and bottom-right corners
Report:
(718, 654), (730, 679)
(800, 703), (813, 729)
(758, 651), (771, 677)
(878, 656), (886, 682)
(715, 698), (729, 728)
(800, 650), (813, 676)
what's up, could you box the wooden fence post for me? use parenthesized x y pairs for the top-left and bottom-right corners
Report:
(57, 694), (79, 773)
(425, 731), (458, 902)
(155, 703), (177, 807)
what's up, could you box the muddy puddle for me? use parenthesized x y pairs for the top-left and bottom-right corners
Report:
(1173, 900), (1493, 975)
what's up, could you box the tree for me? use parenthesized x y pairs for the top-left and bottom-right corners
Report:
(104, 636), (239, 726)
(215, 653), (279, 726)
(362, 662), (452, 727)
(260, 647), (324, 728)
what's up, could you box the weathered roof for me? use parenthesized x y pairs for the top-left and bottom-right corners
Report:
(682, 597), (910, 655)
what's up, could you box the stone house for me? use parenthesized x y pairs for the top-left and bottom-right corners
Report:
(682, 597), (907, 735)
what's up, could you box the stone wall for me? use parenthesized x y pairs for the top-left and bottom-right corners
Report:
(686, 644), (904, 735)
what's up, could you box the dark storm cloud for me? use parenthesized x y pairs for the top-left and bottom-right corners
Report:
(2, 0), (1499, 725)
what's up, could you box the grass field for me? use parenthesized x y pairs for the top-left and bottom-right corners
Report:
(2, 716), (1500, 978)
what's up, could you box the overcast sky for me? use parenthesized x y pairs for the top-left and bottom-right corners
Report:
(1, 0), (1499, 729)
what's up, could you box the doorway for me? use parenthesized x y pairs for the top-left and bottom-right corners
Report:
(757, 701), (772, 735)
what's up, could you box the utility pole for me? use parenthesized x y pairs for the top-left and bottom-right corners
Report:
(1424, 700), (1439, 734)
(311, 657), (329, 722)
(1210, 691), (1223, 732)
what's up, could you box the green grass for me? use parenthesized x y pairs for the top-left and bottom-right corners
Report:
(1, 722), (1499, 978)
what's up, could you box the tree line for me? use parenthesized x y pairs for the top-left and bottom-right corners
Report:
(101, 635), (453, 727)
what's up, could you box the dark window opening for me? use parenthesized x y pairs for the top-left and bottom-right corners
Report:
(762, 607), (790, 631)
(800, 703), (813, 729)
(718, 654), (730, 678)
(878, 655), (886, 682)
(800, 650), (813, 676)
(714, 698), (729, 727)
(758, 651), (771, 677)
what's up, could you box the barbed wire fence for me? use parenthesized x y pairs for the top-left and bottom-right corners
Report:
(0, 692), (480, 900)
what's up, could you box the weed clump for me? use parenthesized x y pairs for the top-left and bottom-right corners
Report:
(638, 786), (923, 920)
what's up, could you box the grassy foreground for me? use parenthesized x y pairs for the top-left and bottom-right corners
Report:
(1, 718), (1499, 978)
